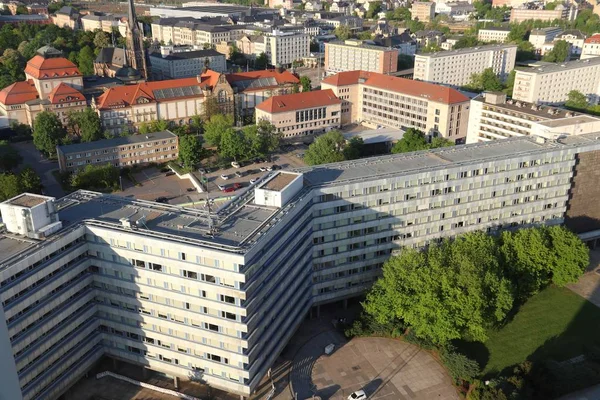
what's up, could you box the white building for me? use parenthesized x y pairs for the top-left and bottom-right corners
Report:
(512, 57), (600, 105)
(151, 18), (247, 47)
(150, 48), (227, 79)
(581, 34), (600, 60)
(466, 91), (600, 144)
(324, 40), (399, 75)
(414, 44), (517, 87)
(555, 30), (586, 57)
(434, 1), (475, 21)
(477, 27), (511, 43)
(264, 30), (310, 67)
(529, 27), (562, 55)
(2, 133), (600, 400)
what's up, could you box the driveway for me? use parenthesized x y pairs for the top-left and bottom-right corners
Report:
(13, 141), (64, 198)
(568, 250), (600, 308)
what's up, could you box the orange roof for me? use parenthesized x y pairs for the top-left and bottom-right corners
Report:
(95, 72), (222, 110)
(24, 55), (81, 79)
(585, 34), (600, 44)
(256, 89), (341, 114)
(48, 83), (85, 104)
(0, 80), (38, 105)
(226, 69), (299, 85)
(322, 70), (469, 104)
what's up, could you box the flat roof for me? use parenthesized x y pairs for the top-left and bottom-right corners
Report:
(57, 131), (176, 154)
(538, 115), (600, 128)
(517, 57), (600, 75)
(150, 49), (223, 60)
(417, 44), (517, 58)
(5, 193), (51, 207)
(0, 236), (36, 265)
(473, 95), (591, 120)
(343, 128), (405, 144)
(326, 40), (397, 52)
(260, 172), (299, 191)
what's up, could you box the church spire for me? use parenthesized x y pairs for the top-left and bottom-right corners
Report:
(127, 0), (137, 32)
(125, 0), (149, 79)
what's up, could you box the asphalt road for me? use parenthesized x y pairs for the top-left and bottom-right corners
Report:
(13, 141), (65, 198)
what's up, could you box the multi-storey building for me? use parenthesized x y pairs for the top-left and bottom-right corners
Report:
(2, 132), (600, 400)
(581, 34), (600, 60)
(151, 18), (246, 47)
(528, 27), (563, 54)
(51, 5), (79, 29)
(321, 70), (470, 141)
(477, 27), (511, 43)
(255, 89), (342, 137)
(414, 44), (517, 87)
(411, 2), (435, 22)
(324, 40), (399, 75)
(510, 5), (578, 23)
(512, 57), (600, 105)
(555, 30), (586, 56)
(466, 92), (600, 144)
(80, 13), (123, 33)
(263, 30), (310, 67)
(57, 130), (179, 172)
(150, 49), (227, 79)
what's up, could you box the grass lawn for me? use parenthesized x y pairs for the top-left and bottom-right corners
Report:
(461, 286), (600, 376)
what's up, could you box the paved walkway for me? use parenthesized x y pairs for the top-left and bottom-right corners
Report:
(311, 337), (460, 400)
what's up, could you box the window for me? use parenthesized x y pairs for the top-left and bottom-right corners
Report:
(220, 295), (235, 304)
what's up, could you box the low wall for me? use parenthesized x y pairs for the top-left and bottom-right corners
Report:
(168, 165), (204, 193)
(96, 371), (202, 400)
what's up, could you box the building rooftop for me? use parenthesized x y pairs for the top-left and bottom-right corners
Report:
(416, 43), (517, 58)
(531, 26), (562, 35)
(343, 128), (405, 144)
(260, 172), (298, 191)
(326, 40), (397, 52)
(57, 131), (177, 154)
(479, 27), (510, 32)
(6, 193), (49, 207)
(473, 93), (592, 120)
(150, 49), (223, 61)
(256, 89), (341, 113)
(585, 34), (600, 44)
(517, 56), (600, 74)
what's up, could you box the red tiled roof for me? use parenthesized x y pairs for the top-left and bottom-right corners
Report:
(322, 70), (469, 104)
(48, 83), (85, 104)
(256, 89), (341, 113)
(24, 55), (81, 79)
(0, 80), (38, 105)
(585, 34), (600, 44)
(95, 72), (222, 110)
(226, 69), (300, 84)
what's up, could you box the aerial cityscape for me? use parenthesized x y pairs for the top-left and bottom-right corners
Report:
(0, 0), (600, 399)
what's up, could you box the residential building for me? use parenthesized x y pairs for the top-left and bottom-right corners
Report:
(2, 131), (600, 399)
(412, 30), (445, 51)
(411, 2), (435, 22)
(441, 36), (461, 50)
(492, 0), (528, 7)
(93, 70), (234, 136)
(318, 15), (363, 29)
(51, 6), (80, 30)
(434, 1), (475, 21)
(556, 30), (586, 56)
(226, 69), (300, 118)
(529, 27), (563, 53)
(510, 5), (578, 23)
(478, 27), (511, 43)
(236, 35), (266, 59)
(0, 46), (85, 127)
(81, 13), (124, 33)
(26, 4), (47, 14)
(512, 57), (600, 105)
(305, 1), (323, 11)
(255, 89), (342, 138)
(371, 32), (417, 56)
(57, 130), (178, 172)
(466, 92), (600, 144)
(151, 18), (246, 47)
(414, 44), (517, 87)
(330, 1), (354, 15)
(150, 49), (227, 79)
(321, 70), (470, 141)
(582, 34), (600, 60)
(263, 30), (310, 67)
(150, 4), (278, 19)
(324, 40), (399, 75)
(0, 14), (50, 26)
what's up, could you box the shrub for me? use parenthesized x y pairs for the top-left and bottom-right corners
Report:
(440, 346), (481, 382)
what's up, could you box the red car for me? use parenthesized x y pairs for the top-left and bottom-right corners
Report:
(233, 183), (242, 189)
(223, 186), (235, 193)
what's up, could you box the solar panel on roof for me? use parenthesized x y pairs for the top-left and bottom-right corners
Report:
(153, 85), (202, 100)
(232, 77), (278, 91)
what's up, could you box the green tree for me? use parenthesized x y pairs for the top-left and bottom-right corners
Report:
(366, 1), (382, 19)
(178, 134), (204, 170)
(468, 67), (503, 92)
(300, 76), (312, 92)
(254, 52), (268, 70)
(93, 31), (111, 49)
(1, 48), (25, 82)
(0, 140), (22, 171)
(430, 136), (454, 148)
(33, 111), (67, 157)
(543, 40), (570, 62)
(70, 163), (119, 191)
(219, 128), (249, 160)
(139, 119), (169, 134)
(356, 30), (373, 40)
(334, 25), (352, 41)
(0, 173), (21, 201)
(203, 97), (221, 120)
(68, 108), (103, 142)
(19, 166), (42, 194)
(204, 114), (234, 148)
(15, 5), (28, 14)
(391, 128), (429, 153)
(292, 82), (300, 93)
(304, 130), (347, 166)
(77, 45), (95, 75)
(453, 35), (481, 49)
(244, 119), (279, 158)
(504, 70), (516, 97)
(343, 136), (364, 160)
(565, 90), (589, 111)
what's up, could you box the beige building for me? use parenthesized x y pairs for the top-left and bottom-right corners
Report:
(411, 2), (435, 22)
(235, 35), (266, 58)
(57, 130), (178, 172)
(322, 70), (470, 142)
(512, 57), (600, 105)
(581, 34), (600, 60)
(255, 89), (342, 138)
(414, 44), (517, 87)
(528, 27), (563, 54)
(51, 5), (80, 29)
(510, 5), (578, 23)
(151, 18), (246, 47)
(466, 92), (600, 144)
(325, 40), (399, 75)
(477, 27), (511, 43)
(264, 30), (310, 67)
(81, 13), (124, 33)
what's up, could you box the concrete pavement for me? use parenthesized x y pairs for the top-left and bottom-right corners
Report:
(13, 141), (64, 198)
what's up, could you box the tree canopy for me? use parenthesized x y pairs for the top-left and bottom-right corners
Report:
(178, 134), (204, 170)
(0, 166), (42, 201)
(466, 67), (504, 92)
(304, 130), (348, 166)
(565, 90), (588, 111)
(0, 140), (22, 171)
(542, 40), (570, 62)
(204, 114), (234, 148)
(71, 163), (120, 191)
(334, 25), (352, 41)
(391, 128), (453, 154)
(33, 111), (67, 157)
(300, 76), (312, 92)
(68, 108), (103, 142)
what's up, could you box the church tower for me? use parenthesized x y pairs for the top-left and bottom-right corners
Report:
(126, 0), (148, 79)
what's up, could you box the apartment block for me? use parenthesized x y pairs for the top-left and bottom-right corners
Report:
(324, 40), (399, 75)
(3, 133), (600, 399)
(264, 30), (310, 67)
(510, 5), (578, 23)
(466, 92), (600, 144)
(255, 89), (342, 138)
(411, 2), (435, 22)
(57, 131), (179, 172)
(149, 49), (227, 79)
(321, 71), (470, 142)
(529, 27), (563, 53)
(413, 44), (517, 87)
(151, 18), (246, 47)
(477, 27), (511, 43)
(581, 34), (600, 60)
(512, 57), (600, 105)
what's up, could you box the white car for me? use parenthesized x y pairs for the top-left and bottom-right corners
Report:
(259, 166), (267, 172)
(217, 184), (225, 191)
(348, 390), (367, 400)
(220, 174), (229, 180)
(231, 161), (240, 168)
(250, 178), (258, 184)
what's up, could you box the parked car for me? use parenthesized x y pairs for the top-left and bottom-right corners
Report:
(220, 174), (229, 180)
(186, 188), (195, 192)
(231, 161), (240, 168)
(266, 165), (273, 171)
(160, 167), (170, 172)
(235, 171), (244, 178)
(223, 186), (235, 193)
(155, 197), (168, 203)
(233, 183), (242, 189)
(269, 164), (279, 171)
(347, 390), (366, 400)
(259, 166), (267, 172)
(217, 184), (225, 191)
(165, 171), (176, 177)
(198, 168), (208, 174)
(250, 178), (258, 184)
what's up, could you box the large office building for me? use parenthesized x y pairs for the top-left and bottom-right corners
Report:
(512, 57), (600, 105)
(149, 49), (227, 79)
(324, 40), (399, 75)
(151, 18), (247, 47)
(510, 5), (578, 23)
(321, 70), (470, 142)
(57, 131), (179, 172)
(528, 27), (563, 54)
(466, 92), (600, 144)
(263, 30), (310, 67)
(477, 27), (511, 43)
(411, 2), (435, 22)
(2, 133), (600, 399)
(413, 44), (517, 87)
